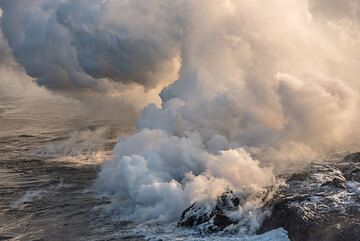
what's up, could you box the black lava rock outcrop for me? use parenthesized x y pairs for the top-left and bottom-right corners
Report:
(178, 191), (241, 232)
(261, 152), (360, 241)
(177, 190), (266, 234)
(178, 153), (360, 241)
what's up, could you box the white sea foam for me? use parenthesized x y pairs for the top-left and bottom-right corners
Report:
(133, 223), (289, 241)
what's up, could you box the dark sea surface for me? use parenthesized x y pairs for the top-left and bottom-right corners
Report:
(0, 72), (142, 240)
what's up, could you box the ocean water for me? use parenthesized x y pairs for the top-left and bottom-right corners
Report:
(0, 74), (288, 241)
(0, 73), (140, 240)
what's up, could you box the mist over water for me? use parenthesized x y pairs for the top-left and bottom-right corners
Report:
(1, 0), (360, 239)
(0, 68), (137, 240)
(94, 0), (360, 227)
(0, 67), (127, 161)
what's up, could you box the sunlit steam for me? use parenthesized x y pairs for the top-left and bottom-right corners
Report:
(2, 0), (360, 230)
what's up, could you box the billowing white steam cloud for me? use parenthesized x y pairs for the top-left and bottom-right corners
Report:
(0, 0), (182, 122)
(96, 0), (360, 223)
(2, 0), (360, 227)
(0, 0), (181, 91)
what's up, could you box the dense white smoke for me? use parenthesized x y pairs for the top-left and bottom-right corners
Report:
(0, 0), (181, 91)
(0, 0), (180, 122)
(2, 0), (360, 228)
(95, 0), (360, 224)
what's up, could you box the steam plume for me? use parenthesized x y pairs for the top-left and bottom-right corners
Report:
(0, 0), (180, 91)
(2, 0), (360, 227)
(96, 0), (360, 223)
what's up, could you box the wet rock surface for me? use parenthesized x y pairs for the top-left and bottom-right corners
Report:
(179, 153), (360, 241)
(178, 189), (268, 235)
(178, 191), (243, 232)
(260, 154), (360, 241)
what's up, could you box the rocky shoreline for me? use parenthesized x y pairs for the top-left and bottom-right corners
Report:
(178, 153), (360, 241)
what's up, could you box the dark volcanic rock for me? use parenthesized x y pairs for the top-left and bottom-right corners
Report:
(178, 189), (270, 235)
(260, 153), (360, 241)
(178, 153), (360, 240)
(178, 191), (242, 233)
(177, 190), (269, 234)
